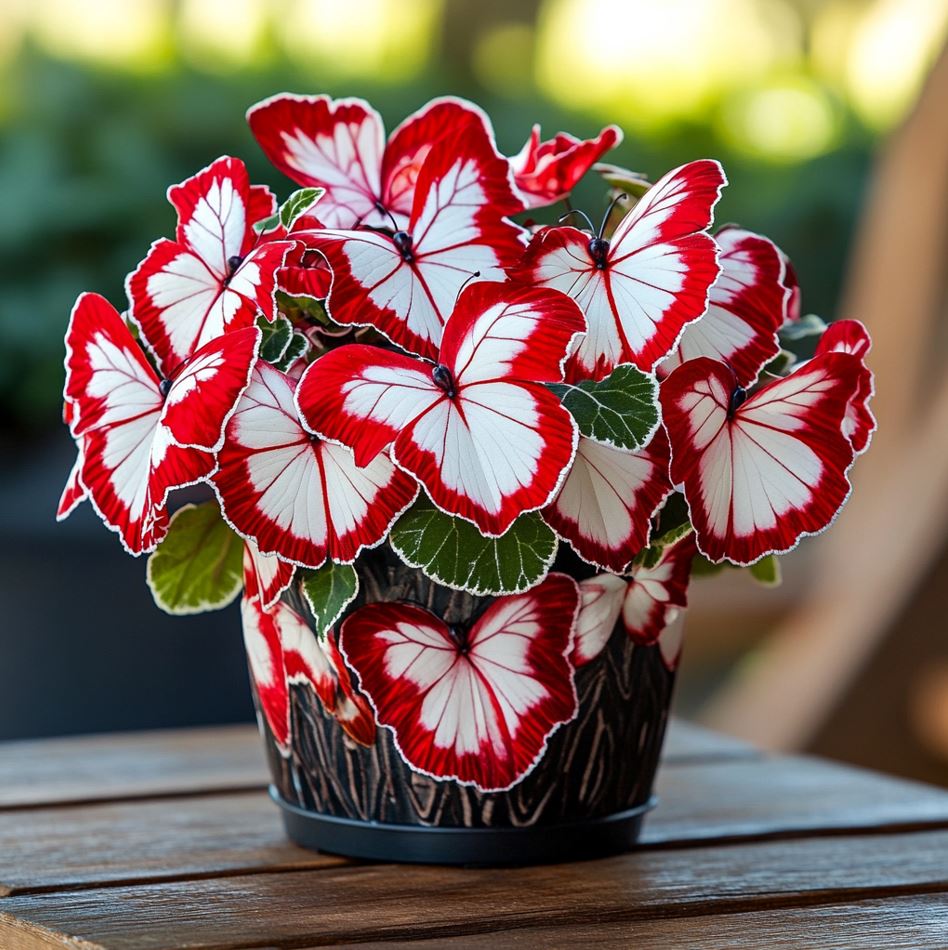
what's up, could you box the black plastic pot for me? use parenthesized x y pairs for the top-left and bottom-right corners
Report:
(253, 548), (677, 866)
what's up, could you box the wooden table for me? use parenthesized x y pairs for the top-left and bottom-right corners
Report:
(1, 721), (947, 948)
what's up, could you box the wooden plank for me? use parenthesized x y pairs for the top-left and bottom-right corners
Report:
(2, 831), (947, 948)
(339, 895), (948, 949)
(645, 754), (948, 846)
(661, 718), (758, 763)
(3, 754), (946, 897)
(0, 793), (343, 897)
(0, 719), (755, 812)
(0, 725), (266, 810)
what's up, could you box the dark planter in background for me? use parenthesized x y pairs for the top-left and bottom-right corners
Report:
(0, 434), (252, 740)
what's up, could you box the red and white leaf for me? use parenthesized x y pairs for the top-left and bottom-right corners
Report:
(278, 244), (332, 300)
(57, 444), (87, 521)
(214, 361), (419, 567)
(241, 595), (291, 753)
(340, 573), (580, 791)
(390, 382), (576, 537)
(657, 621), (685, 672)
(298, 282), (584, 536)
(248, 94), (496, 232)
(248, 95), (385, 229)
(816, 318), (871, 360)
(572, 573), (627, 667)
(127, 156), (293, 375)
(815, 319), (876, 454)
(660, 355), (862, 565)
(510, 124), (622, 209)
(621, 534), (696, 646)
(780, 251), (801, 324)
(159, 326), (261, 451)
(325, 634), (377, 747)
(279, 604), (337, 712)
(297, 344), (443, 467)
(297, 120), (525, 360)
(543, 430), (673, 572)
(573, 535), (696, 668)
(64, 293), (215, 555)
(169, 158), (276, 255)
(512, 159), (726, 378)
(243, 541), (295, 611)
(242, 564), (373, 748)
(382, 97), (497, 219)
(438, 281), (587, 385)
(660, 226), (786, 387)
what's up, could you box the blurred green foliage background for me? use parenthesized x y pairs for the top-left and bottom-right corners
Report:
(2, 0), (947, 744)
(1, 0), (945, 436)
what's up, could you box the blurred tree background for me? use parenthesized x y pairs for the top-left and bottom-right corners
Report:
(1, 0), (946, 742)
(3, 0), (945, 436)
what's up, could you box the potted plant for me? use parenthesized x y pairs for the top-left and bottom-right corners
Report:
(58, 94), (875, 865)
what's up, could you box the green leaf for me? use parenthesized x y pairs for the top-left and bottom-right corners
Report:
(254, 187), (325, 234)
(691, 554), (726, 578)
(146, 503), (244, 615)
(638, 520), (693, 569)
(300, 561), (359, 641)
(762, 348), (796, 377)
(276, 291), (335, 327)
(548, 364), (659, 451)
(691, 552), (782, 586)
(779, 313), (826, 342)
(389, 497), (558, 596)
(592, 162), (652, 198)
(259, 314), (293, 364)
(273, 331), (309, 372)
(279, 187), (324, 229)
(654, 491), (690, 537)
(748, 554), (782, 587)
(253, 212), (280, 234)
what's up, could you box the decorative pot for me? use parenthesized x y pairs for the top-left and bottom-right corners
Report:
(54, 87), (874, 871)
(244, 546), (680, 867)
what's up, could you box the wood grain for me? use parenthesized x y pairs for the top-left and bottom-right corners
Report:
(0, 719), (754, 813)
(646, 754), (948, 846)
(3, 753), (946, 897)
(0, 793), (341, 896)
(338, 895), (948, 949)
(1, 725), (947, 948)
(2, 831), (947, 948)
(662, 718), (759, 763)
(0, 725), (266, 809)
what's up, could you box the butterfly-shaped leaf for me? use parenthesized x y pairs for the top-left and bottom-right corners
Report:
(340, 573), (580, 790)
(660, 354), (863, 564)
(297, 281), (585, 537)
(512, 160), (726, 378)
(214, 361), (418, 568)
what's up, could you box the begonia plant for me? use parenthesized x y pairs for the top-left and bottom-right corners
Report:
(59, 94), (874, 793)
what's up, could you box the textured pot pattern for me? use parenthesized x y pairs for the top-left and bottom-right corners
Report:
(254, 548), (676, 830)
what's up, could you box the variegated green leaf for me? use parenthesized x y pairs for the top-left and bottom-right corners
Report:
(146, 503), (243, 615)
(389, 497), (557, 596)
(300, 560), (359, 641)
(548, 364), (659, 451)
